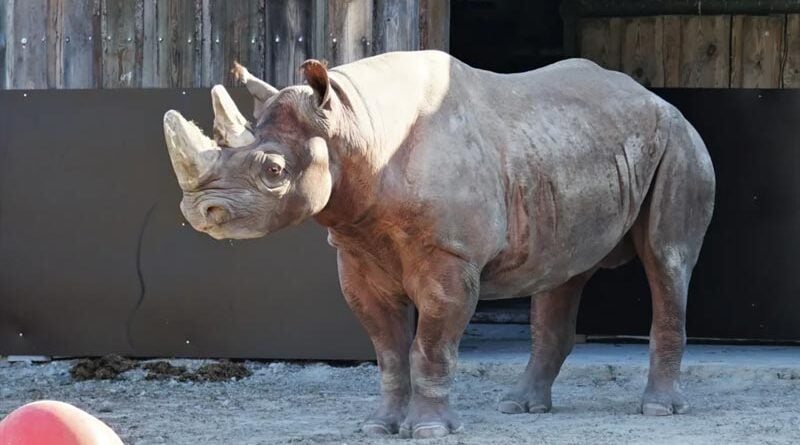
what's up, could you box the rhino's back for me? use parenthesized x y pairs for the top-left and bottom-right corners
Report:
(416, 56), (681, 297)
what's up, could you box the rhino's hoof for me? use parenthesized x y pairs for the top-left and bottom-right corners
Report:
(399, 421), (463, 439)
(361, 421), (395, 436)
(641, 388), (689, 416)
(498, 399), (552, 414)
(498, 400), (526, 414)
(642, 400), (690, 416)
(527, 403), (550, 414)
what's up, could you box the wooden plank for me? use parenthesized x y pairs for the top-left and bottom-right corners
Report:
(374, 0), (418, 54)
(151, 0), (202, 88)
(0, 0), (7, 89)
(9, 0), (49, 89)
(578, 17), (622, 71)
(311, 0), (327, 61)
(327, 0), (373, 66)
(620, 16), (664, 87)
(661, 15), (681, 87)
(207, 0), (265, 87)
(419, 0), (448, 51)
(47, 0), (99, 89)
(265, 0), (312, 88)
(783, 14), (800, 87)
(678, 15), (730, 88)
(101, 0), (144, 88)
(141, 0), (157, 86)
(567, 0), (800, 17)
(731, 15), (785, 88)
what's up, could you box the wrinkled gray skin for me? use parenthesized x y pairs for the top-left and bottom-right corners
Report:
(163, 51), (715, 439)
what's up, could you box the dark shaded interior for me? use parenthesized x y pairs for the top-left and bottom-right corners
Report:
(450, 0), (565, 73)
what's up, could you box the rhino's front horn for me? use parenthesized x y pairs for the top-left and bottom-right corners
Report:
(163, 110), (220, 190)
(211, 85), (256, 148)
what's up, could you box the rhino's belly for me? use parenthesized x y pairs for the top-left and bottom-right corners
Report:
(478, 173), (636, 300)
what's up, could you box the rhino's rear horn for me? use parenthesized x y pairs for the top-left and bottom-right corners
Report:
(163, 110), (220, 191)
(232, 62), (278, 120)
(211, 85), (257, 148)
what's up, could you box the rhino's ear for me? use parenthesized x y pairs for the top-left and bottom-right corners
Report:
(300, 59), (331, 109)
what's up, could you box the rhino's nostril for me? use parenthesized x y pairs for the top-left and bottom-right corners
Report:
(204, 205), (230, 224)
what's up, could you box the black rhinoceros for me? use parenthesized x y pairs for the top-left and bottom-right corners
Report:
(162, 50), (715, 439)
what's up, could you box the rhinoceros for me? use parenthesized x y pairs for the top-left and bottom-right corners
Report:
(162, 50), (715, 439)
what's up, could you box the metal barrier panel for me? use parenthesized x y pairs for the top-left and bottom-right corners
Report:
(0, 88), (373, 359)
(1, 88), (799, 358)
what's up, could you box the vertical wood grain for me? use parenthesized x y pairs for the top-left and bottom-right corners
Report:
(621, 16), (664, 87)
(0, 0), (8, 89)
(578, 17), (623, 70)
(374, 0), (418, 53)
(207, 0), (265, 86)
(783, 14), (800, 87)
(9, 0), (49, 89)
(101, 0), (144, 88)
(48, 0), (99, 89)
(661, 15), (681, 87)
(678, 15), (730, 87)
(265, 0), (312, 88)
(327, 0), (373, 66)
(310, 0), (327, 61)
(151, 0), (203, 88)
(419, 0), (449, 51)
(731, 15), (784, 88)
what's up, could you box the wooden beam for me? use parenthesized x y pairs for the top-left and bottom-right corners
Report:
(265, 0), (312, 88)
(419, 0), (449, 52)
(784, 14), (800, 87)
(151, 0), (203, 88)
(677, 15), (731, 87)
(374, 0), (419, 53)
(731, 15), (785, 88)
(9, 0), (48, 89)
(566, 0), (800, 17)
(620, 16), (666, 87)
(206, 0), (265, 87)
(326, 0), (373, 66)
(47, 0), (99, 89)
(101, 0), (144, 88)
(0, 0), (7, 89)
(578, 17), (623, 70)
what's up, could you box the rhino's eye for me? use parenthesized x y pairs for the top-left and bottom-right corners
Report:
(267, 164), (283, 176)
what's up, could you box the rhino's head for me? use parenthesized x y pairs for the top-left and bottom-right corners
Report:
(163, 61), (336, 240)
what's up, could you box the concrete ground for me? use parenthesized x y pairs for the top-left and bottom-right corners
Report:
(1, 324), (799, 444)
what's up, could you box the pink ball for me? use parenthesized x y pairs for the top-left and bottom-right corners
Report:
(0, 401), (123, 445)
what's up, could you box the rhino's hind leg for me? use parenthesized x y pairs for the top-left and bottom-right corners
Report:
(498, 270), (594, 414)
(633, 119), (715, 416)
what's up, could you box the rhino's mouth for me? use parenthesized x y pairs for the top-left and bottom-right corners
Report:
(197, 216), (269, 241)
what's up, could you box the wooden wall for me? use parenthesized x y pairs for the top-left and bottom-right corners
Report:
(0, 0), (450, 89)
(579, 14), (800, 88)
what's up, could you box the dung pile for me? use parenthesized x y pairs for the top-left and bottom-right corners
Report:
(70, 355), (138, 380)
(143, 360), (251, 382)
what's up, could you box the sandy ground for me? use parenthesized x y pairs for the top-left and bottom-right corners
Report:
(1, 327), (799, 445)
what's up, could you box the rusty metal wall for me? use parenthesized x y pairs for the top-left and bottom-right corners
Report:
(0, 88), (373, 359)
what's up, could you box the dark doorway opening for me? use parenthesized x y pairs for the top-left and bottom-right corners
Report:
(450, 0), (565, 73)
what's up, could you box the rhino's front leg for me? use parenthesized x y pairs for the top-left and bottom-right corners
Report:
(337, 251), (413, 436)
(401, 252), (479, 439)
